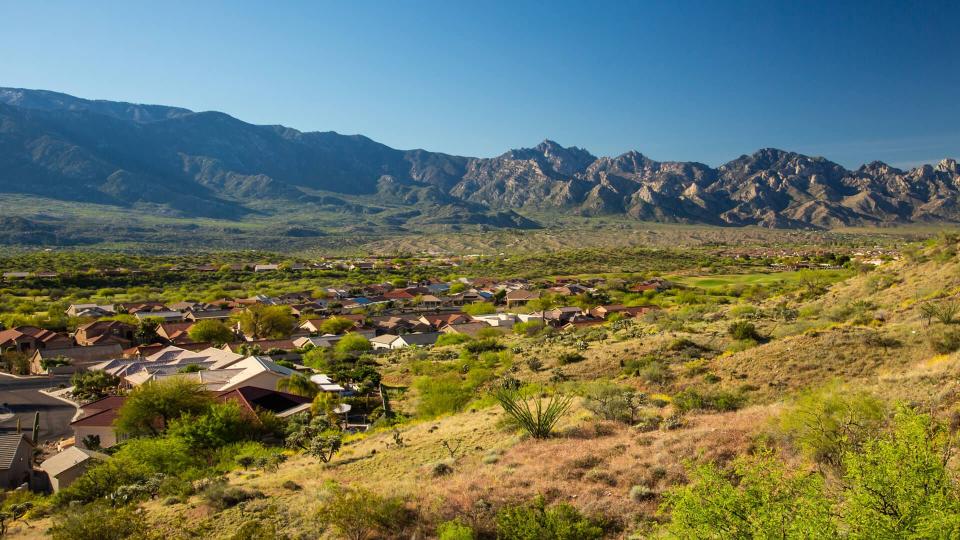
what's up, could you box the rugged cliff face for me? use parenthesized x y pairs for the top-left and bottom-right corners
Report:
(1, 87), (957, 229)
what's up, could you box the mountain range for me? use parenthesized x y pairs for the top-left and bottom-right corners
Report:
(1, 87), (958, 231)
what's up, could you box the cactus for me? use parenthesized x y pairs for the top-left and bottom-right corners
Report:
(31, 412), (40, 444)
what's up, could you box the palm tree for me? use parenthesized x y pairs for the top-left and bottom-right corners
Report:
(277, 373), (318, 398)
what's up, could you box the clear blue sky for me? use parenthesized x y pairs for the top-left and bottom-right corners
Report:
(2, 0), (958, 168)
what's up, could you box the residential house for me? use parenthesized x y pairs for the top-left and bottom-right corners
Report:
(40, 446), (108, 492)
(71, 386), (311, 450)
(589, 305), (655, 319)
(29, 344), (124, 374)
(254, 264), (279, 272)
(470, 313), (517, 328)
(309, 374), (346, 394)
(216, 386), (312, 417)
(66, 303), (117, 318)
(155, 322), (196, 344)
(117, 301), (170, 315)
(74, 320), (136, 347)
(440, 322), (494, 338)
(394, 332), (442, 348)
(72, 395), (128, 449)
(417, 295), (442, 309)
(292, 336), (334, 349)
(134, 310), (184, 323)
(419, 313), (472, 329)
(183, 309), (234, 322)
(542, 307), (584, 326)
(0, 326), (72, 353)
(370, 334), (402, 350)
(0, 433), (33, 490)
(505, 289), (539, 308)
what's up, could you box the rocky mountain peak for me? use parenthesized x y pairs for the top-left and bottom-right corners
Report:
(937, 158), (959, 174)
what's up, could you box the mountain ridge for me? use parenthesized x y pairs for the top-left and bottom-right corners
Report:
(1, 87), (958, 230)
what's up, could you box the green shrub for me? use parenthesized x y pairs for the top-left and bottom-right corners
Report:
(557, 352), (585, 365)
(930, 329), (960, 354)
(514, 320), (545, 337)
(436, 333), (473, 346)
(318, 486), (412, 540)
(49, 501), (146, 540)
(201, 481), (263, 511)
(728, 321), (761, 341)
(672, 389), (745, 413)
(463, 338), (505, 356)
(583, 383), (648, 425)
(438, 519), (476, 540)
(495, 496), (604, 540)
(629, 484), (656, 502)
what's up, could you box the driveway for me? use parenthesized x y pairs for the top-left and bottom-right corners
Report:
(0, 373), (77, 443)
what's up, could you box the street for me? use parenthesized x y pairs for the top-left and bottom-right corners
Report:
(0, 373), (77, 443)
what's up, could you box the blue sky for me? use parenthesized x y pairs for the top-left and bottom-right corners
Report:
(2, 0), (958, 168)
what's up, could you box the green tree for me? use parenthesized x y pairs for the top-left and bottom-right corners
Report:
(660, 449), (837, 538)
(319, 317), (356, 335)
(115, 378), (213, 436)
(335, 333), (372, 354)
(188, 319), (234, 345)
(463, 302), (496, 316)
(842, 408), (960, 538)
(778, 384), (886, 470)
(134, 319), (160, 345)
(235, 305), (295, 339)
(276, 373), (318, 398)
(168, 401), (256, 451)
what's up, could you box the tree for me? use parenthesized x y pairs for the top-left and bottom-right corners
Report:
(276, 373), (318, 398)
(168, 401), (256, 451)
(134, 319), (160, 345)
(235, 305), (295, 339)
(285, 415), (335, 450)
(188, 319), (234, 345)
(842, 408), (960, 537)
(660, 449), (837, 538)
(778, 384), (886, 471)
(308, 432), (343, 463)
(115, 378), (212, 436)
(335, 333), (371, 355)
(71, 370), (121, 402)
(463, 302), (496, 316)
(319, 317), (356, 335)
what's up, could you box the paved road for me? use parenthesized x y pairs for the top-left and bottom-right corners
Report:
(0, 373), (77, 443)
